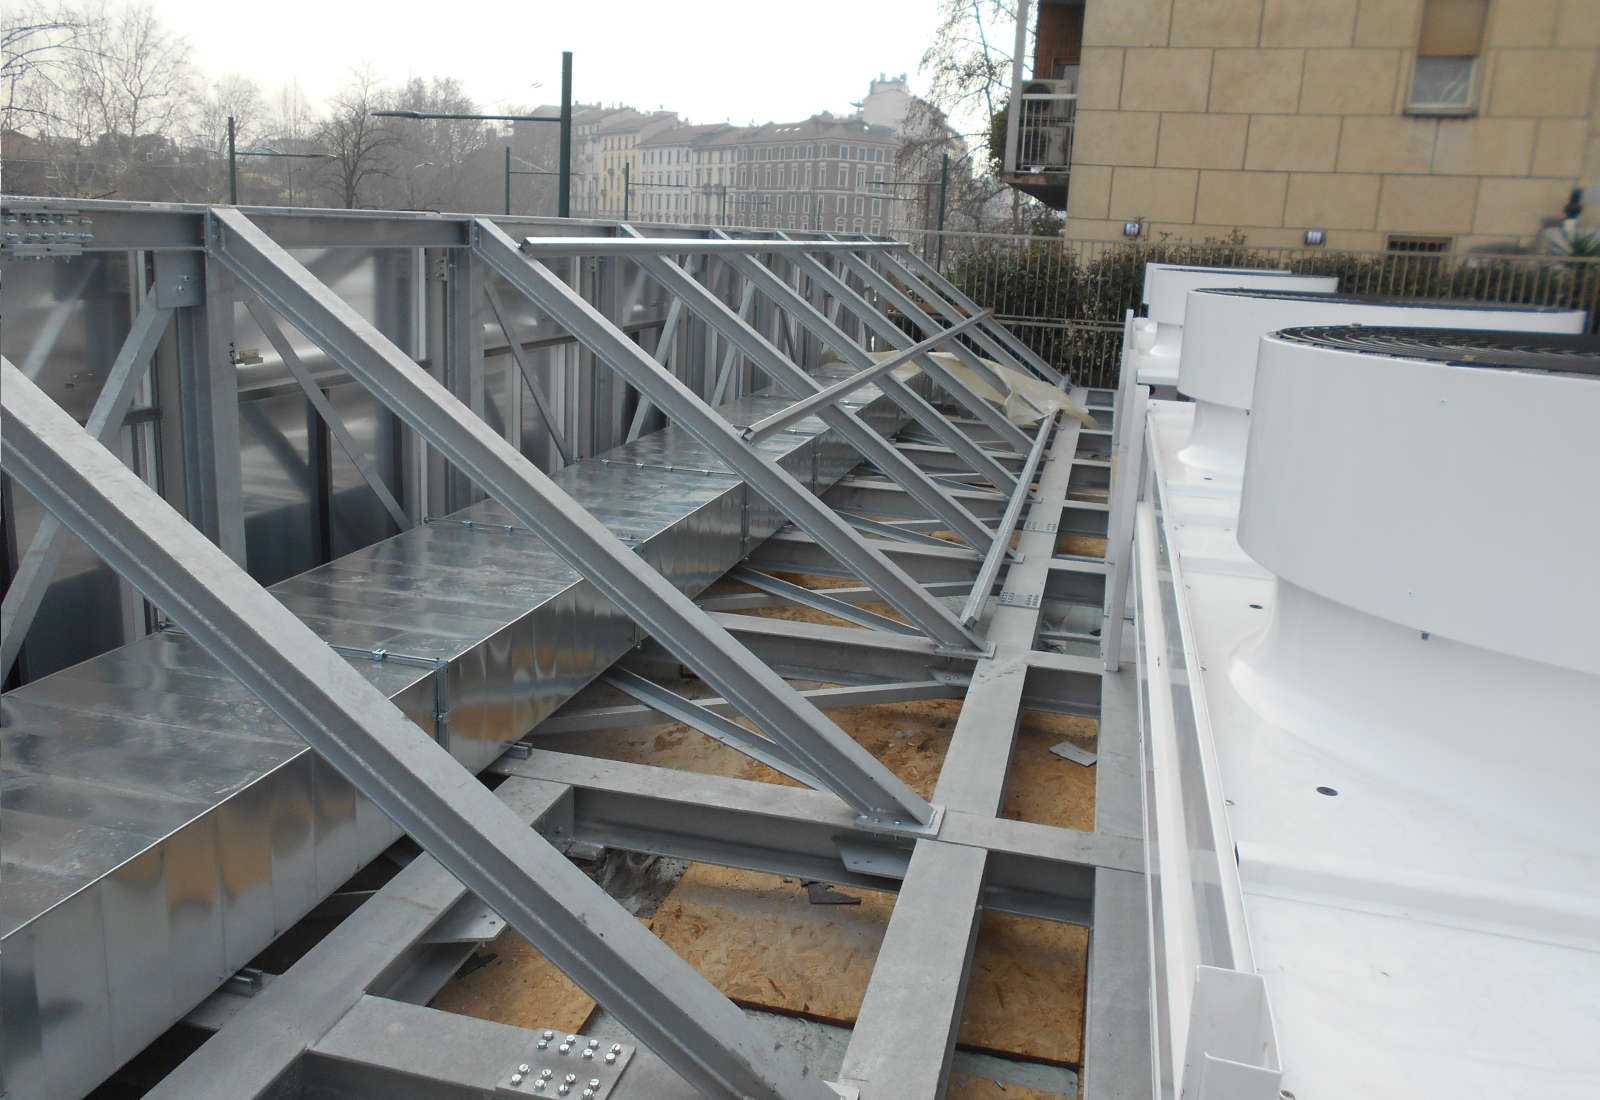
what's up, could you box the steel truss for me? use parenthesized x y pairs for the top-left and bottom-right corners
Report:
(0, 197), (1147, 1100)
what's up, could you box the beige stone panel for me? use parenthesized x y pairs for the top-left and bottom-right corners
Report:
(1431, 118), (1537, 175)
(1487, 0), (1560, 46)
(1284, 171), (1382, 227)
(1195, 169), (1290, 225)
(1067, 165), (1114, 220)
(1337, 116), (1439, 173)
(1109, 166), (1201, 222)
(1583, 129), (1600, 184)
(1376, 174), (1479, 234)
(1300, 49), (1402, 115)
(1077, 47), (1126, 110)
(1488, 49), (1597, 117)
(1209, 49), (1305, 112)
(1530, 118), (1589, 177)
(1261, 0), (1357, 46)
(1065, 217), (1133, 242)
(1157, 113), (1250, 168)
(1354, 0), (1420, 46)
(1246, 115), (1343, 171)
(1473, 177), (1579, 235)
(1556, 0), (1600, 47)
(1121, 48), (1215, 111)
(1073, 110), (1161, 166)
(1170, 0), (1264, 45)
(1083, 0), (1173, 46)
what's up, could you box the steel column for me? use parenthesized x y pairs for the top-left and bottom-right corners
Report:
(243, 299), (411, 531)
(208, 206), (934, 826)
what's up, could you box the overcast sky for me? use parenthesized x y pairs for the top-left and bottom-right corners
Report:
(151, 0), (963, 126)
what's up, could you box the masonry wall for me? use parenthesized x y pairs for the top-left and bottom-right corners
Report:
(1065, 0), (1600, 249)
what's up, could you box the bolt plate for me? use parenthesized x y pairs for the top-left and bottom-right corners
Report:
(997, 590), (1042, 609)
(1020, 519), (1059, 533)
(495, 1033), (634, 1097)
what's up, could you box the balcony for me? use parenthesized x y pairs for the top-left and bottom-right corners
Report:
(1002, 80), (1075, 209)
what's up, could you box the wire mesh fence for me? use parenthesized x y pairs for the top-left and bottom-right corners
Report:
(893, 228), (1600, 389)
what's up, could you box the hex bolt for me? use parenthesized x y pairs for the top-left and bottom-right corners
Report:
(582, 1049), (594, 1060)
(543, 1030), (555, 1040)
(565, 1035), (577, 1044)
(537, 1039), (548, 1049)
(588, 1079), (600, 1089)
(603, 1052), (617, 1064)
(587, 1039), (599, 1049)
(511, 1073), (524, 1085)
(565, 1074), (578, 1084)
(609, 1043), (622, 1053)
(582, 1092), (594, 1099)
(519, 1064), (531, 1074)
(541, 1069), (553, 1079)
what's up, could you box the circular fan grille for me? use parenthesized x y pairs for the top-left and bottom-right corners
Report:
(1272, 326), (1600, 377)
(1196, 287), (1580, 311)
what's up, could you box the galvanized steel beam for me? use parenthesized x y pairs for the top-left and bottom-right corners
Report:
(471, 218), (984, 655)
(0, 362), (834, 1100)
(739, 244), (1022, 494)
(1, 298), (170, 678)
(627, 247), (996, 553)
(209, 206), (934, 828)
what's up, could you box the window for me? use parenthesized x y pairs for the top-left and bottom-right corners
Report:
(871, 219), (881, 234)
(1408, 0), (1485, 113)
(839, 167), (848, 187)
(835, 217), (846, 231)
(854, 219), (864, 233)
(872, 198), (882, 215)
(855, 196), (864, 214)
(856, 169), (865, 188)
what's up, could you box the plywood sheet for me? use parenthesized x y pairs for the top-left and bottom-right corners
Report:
(647, 865), (1089, 1064)
(429, 930), (597, 1035)
(1056, 534), (1107, 559)
(1002, 710), (1099, 833)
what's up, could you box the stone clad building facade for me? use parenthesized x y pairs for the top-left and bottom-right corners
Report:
(1027, 0), (1600, 250)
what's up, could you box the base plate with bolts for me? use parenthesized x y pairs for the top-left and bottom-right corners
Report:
(494, 1033), (634, 1097)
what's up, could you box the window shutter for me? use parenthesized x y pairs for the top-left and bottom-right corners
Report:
(1417, 0), (1488, 56)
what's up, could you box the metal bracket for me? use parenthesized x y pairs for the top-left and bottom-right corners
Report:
(426, 895), (506, 945)
(1021, 519), (1059, 534)
(835, 839), (913, 881)
(853, 802), (944, 839)
(997, 591), (1042, 609)
(494, 1033), (636, 1097)
(155, 251), (205, 308)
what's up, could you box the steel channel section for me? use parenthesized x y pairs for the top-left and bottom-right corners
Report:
(716, 246), (1020, 498)
(877, 248), (1064, 386)
(212, 207), (932, 826)
(890, 248), (1064, 384)
(827, 252), (1036, 454)
(626, 248), (996, 555)
(959, 414), (1054, 627)
(839, 405), (1088, 1098)
(741, 310), (990, 443)
(758, 244), (1025, 491)
(0, 299), (170, 677)
(0, 323), (916, 1099)
(1, 366), (834, 1100)
(517, 236), (908, 257)
(471, 219), (981, 658)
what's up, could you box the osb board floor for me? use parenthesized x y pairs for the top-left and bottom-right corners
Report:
(649, 864), (1089, 1065)
(948, 1074), (1067, 1099)
(430, 567), (1096, 1092)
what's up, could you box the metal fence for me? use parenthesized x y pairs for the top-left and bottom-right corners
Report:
(893, 228), (1600, 388)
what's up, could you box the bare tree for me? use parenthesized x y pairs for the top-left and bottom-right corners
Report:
(317, 67), (396, 208)
(378, 75), (494, 211)
(73, 0), (191, 146)
(2, 2), (88, 134)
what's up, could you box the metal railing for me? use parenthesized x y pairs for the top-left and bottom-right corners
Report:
(890, 228), (1600, 389)
(1016, 86), (1076, 171)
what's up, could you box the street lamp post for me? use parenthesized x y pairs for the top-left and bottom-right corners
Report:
(375, 49), (574, 217)
(868, 150), (952, 269)
(227, 116), (338, 206)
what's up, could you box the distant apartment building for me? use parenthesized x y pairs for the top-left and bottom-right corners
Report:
(1003, 0), (1600, 251)
(590, 110), (679, 219)
(638, 123), (731, 224)
(729, 116), (900, 233)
